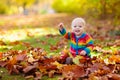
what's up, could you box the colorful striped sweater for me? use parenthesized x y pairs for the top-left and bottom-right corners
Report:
(59, 28), (94, 57)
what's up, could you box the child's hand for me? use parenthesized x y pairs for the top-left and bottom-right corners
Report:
(80, 50), (86, 56)
(58, 23), (64, 30)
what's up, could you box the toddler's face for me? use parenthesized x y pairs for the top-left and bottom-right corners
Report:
(72, 21), (85, 36)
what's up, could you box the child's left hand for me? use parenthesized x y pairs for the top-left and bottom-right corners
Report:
(80, 50), (86, 56)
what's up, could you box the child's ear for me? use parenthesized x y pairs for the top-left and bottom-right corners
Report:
(84, 26), (86, 30)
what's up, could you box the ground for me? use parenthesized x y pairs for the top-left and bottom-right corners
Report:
(0, 13), (120, 80)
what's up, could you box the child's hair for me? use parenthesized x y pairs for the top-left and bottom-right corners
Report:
(71, 17), (86, 28)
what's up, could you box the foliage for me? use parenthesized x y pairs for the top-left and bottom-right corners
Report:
(0, 0), (35, 14)
(0, 2), (8, 14)
(52, 0), (120, 18)
(13, 0), (35, 7)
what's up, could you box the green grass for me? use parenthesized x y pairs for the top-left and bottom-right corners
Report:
(0, 35), (62, 53)
(0, 67), (25, 80)
(0, 28), (60, 52)
(0, 27), (119, 80)
(0, 67), (60, 80)
(0, 27), (62, 80)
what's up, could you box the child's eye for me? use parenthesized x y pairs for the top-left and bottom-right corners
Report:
(74, 26), (76, 27)
(79, 26), (82, 28)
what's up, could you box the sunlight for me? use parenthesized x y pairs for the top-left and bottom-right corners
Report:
(0, 27), (58, 42)
(0, 45), (13, 50)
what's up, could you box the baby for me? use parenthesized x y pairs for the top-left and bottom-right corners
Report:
(58, 17), (94, 64)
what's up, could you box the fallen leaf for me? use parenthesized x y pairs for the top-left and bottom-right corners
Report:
(25, 75), (34, 79)
(0, 40), (6, 45)
(62, 65), (85, 78)
(9, 41), (21, 45)
(107, 73), (120, 80)
(23, 65), (36, 73)
(0, 52), (3, 59)
(48, 70), (55, 78)
(16, 53), (27, 61)
(0, 61), (7, 67)
(34, 72), (42, 80)
(28, 56), (36, 63)
(50, 45), (58, 51)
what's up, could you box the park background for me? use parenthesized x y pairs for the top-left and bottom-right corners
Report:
(0, 0), (120, 80)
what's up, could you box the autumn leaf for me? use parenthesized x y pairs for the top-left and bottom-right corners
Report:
(109, 55), (120, 63)
(107, 73), (120, 80)
(73, 56), (87, 65)
(52, 61), (63, 69)
(0, 40), (6, 45)
(9, 41), (21, 45)
(38, 65), (47, 74)
(27, 56), (36, 63)
(0, 61), (7, 67)
(34, 72), (42, 80)
(50, 45), (58, 51)
(6, 56), (17, 74)
(27, 32), (34, 37)
(25, 75), (34, 79)
(48, 70), (55, 78)
(23, 65), (36, 73)
(22, 42), (31, 48)
(16, 53), (27, 61)
(62, 65), (85, 78)
(0, 52), (3, 59)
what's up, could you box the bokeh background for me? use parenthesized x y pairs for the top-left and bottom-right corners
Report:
(0, 0), (120, 79)
(0, 0), (120, 18)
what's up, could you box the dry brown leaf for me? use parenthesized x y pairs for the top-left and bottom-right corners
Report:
(0, 40), (6, 45)
(9, 41), (21, 45)
(34, 72), (42, 80)
(25, 75), (34, 79)
(107, 73), (120, 80)
(23, 65), (36, 73)
(0, 61), (7, 67)
(6, 56), (17, 74)
(27, 57), (36, 63)
(16, 53), (27, 61)
(48, 70), (55, 78)
(22, 42), (31, 48)
(100, 76), (108, 80)
(62, 65), (85, 78)
(50, 45), (58, 51)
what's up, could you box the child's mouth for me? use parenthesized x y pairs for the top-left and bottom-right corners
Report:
(75, 30), (80, 33)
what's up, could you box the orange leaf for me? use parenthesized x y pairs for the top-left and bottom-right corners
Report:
(62, 65), (85, 78)
(0, 52), (3, 59)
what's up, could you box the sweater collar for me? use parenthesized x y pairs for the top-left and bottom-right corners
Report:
(75, 32), (86, 39)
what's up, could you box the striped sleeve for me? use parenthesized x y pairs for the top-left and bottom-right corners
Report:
(84, 34), (94, 56)
(59, 28), (71, 39)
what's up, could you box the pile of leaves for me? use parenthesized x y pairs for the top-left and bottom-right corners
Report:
(0, 40), (120, 80)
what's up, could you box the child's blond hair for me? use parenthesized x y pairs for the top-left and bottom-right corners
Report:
(71, 18), (86, 28)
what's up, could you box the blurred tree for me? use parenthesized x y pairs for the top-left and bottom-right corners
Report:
(52, 0), (120, 19)
(0, 0), (36, 15)
(0, 0), (8, 14)
(13, 0), (35, 15)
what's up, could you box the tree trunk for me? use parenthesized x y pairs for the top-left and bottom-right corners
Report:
(100, 0), (107, 19)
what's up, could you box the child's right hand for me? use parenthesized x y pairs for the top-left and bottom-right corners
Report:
(58, 23), (64, 30)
